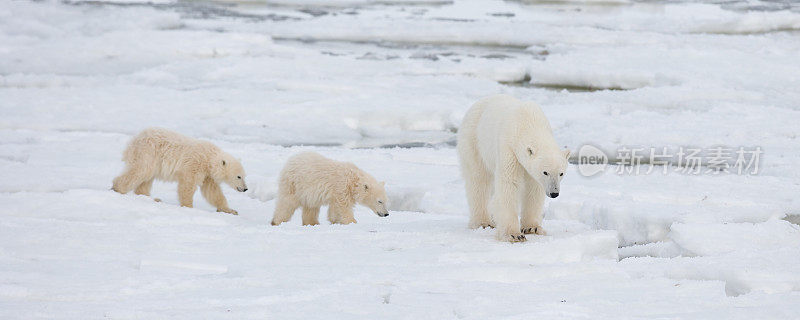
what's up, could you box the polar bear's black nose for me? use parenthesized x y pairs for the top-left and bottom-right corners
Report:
(549, 192), (559, 198)
(242, 188), (248, 192)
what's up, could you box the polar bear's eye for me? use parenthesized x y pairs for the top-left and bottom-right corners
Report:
(378, 200), (383, 204)
(527, 148), (533, 156)
(237, 176), (241, 179)
(559, 173), (563, 176)
(543, 171), (549, 176)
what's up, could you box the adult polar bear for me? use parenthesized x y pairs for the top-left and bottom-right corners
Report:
(457, 94), (570, 242)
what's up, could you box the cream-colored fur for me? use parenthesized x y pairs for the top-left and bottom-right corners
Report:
(271, 151), (389, 226)
(112, 127), (247, 214)
(457, 94), (570, 242)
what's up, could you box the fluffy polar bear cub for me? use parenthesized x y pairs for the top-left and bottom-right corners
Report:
(271, 151), (389, 226)
(457, 94), (570, 242)
(112, 127), (247, 214)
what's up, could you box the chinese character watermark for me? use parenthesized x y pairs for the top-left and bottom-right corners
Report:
(576, 145), (762, 177)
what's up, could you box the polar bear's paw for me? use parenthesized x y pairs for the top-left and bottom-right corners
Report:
(472, 222), (495, 229)
(469, 219), (495, 229)
(217, 207), (238, 215)
(502, 232), (527, 242)
(521, 226), (546, 235)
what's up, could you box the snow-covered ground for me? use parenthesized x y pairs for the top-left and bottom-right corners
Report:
(2, 0), (800, 318)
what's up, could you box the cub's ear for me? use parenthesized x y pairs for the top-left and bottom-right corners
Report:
(364, 184), (369, 190)
(563, 149), (571, 160)
(222, 160), (226, 166)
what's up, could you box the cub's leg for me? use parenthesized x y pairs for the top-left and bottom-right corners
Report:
(331, 203), (356, 225)
(134, 178), (154, 197)
(302, 207), (321, 226)
(112, 165), (151, 194)
(326, 206), (339, 224)
(520, 177), (546, 235)
(201, 177), (237, 215)
(177, 176), (198, 208)
(490, 164), (525, 242)
(271, 193), (300, 226)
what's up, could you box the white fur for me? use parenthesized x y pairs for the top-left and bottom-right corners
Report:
(271, 151), (388, 226)
(112, 127), (247, 214)
(457, 94), (570, 242)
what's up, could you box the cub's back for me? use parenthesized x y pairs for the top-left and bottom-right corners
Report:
(123, 128), (217, 180)
(281, 152), (357, 205)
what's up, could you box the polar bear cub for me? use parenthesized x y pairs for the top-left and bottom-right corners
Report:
(271, 151), (389, 226)
(457, 94), (570, 242)
(112, 127), (247, 214)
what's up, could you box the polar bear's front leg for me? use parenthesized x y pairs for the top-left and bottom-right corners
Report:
(326, 206), (339, 224)
(520, 178), (546, 235)
(134, 178), (154, 197)
(177, 178), (197, 208)
(201, 177), (237, 215)
(302, 207), (320, 226)
(331, 204), (357, 225)
(490, 176), (525, 242)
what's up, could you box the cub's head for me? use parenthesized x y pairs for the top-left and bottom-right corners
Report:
(214, 153), (248, 192)
(518, 146), (570, 198)
(354, 173), (389, 217)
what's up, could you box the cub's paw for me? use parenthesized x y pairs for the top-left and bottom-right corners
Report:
(521, 226), (546, 235)
(153, 198), (162, 203)
(336, 219), (357, 225)
(217, 208), (238, 215)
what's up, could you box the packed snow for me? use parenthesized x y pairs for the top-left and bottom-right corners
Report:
(1, 0), (799, 318)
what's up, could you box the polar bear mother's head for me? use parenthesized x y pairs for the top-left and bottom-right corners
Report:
(518, 146), (570, 198)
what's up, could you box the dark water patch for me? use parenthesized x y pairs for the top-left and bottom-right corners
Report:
(488, 12), (515, 17)
(783, 214), (800, 226)
(692, 27), (800, 35)
(500, 74), (630, 92)
(321, 51), (346, 56)
(532, 83), (628, 92)
(273, 36), (532, 50)
(274, 38), (543, 65)
(431, 17), (476, 23)
(252, 0), (452, 10)
(508, 0), (631, 6)
(634, 0), (800, 13)
(482, 54), (513, 60)
(278, 142), (343, 148)
(514, 0), (800, 13)
(63, 0), (301, 21)
(409, 52), (440, 61)
(357, 52), (401, 60)
(369, 139), (456, 149)
(298, 8), (329, 17)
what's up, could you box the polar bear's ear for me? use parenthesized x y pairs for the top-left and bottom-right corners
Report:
(562, 149), (571, 160)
